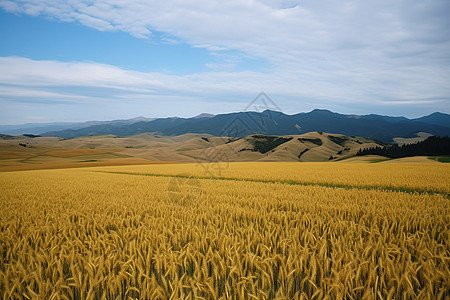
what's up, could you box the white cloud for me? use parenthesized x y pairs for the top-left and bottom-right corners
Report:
(0, 0), (449, 122)
(379, 99), (445, 105)
(3, 0), (449, 64)
(0, 0), (20, 13)
(0, 56), (448, 118)
(0, 85), (85, 100)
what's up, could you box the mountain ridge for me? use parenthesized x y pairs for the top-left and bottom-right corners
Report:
(0, 116), (156, 136)
(4, 110), (449, 143)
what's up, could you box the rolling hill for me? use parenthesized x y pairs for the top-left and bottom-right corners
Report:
(0, 132), (389, 171)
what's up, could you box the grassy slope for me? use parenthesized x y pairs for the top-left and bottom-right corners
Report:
(0, 132), (442, 171)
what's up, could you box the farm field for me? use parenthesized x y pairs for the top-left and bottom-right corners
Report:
(0, 162), (449, 299)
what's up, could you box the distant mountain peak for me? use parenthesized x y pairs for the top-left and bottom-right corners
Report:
(261, 109), (283, 114)
(428, 112), (447, 117)
(310, 109), (334, 114)
(412, 111), (450, 127)
(193, 113), (215, 119)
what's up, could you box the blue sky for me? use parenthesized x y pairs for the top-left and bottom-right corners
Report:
(0, 11), (213, 74)
(0, 0), (449, 124)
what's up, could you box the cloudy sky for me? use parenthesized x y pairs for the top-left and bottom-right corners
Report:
(0, 0), (449, 124)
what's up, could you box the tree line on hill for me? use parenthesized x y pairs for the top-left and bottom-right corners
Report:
(356, 136), (450, 158)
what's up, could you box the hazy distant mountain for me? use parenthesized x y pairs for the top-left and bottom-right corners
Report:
(0, 122), (78, 135)
(193, 113), (215, 119)
(73, 116), (155, 128)
(39, 109), (450, 142)
(0, 117), (154, 136)
(412, 112), (450, 128)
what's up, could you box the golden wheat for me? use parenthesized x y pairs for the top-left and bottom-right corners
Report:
(0, 162), (449, 299)
(96, 161), (450, 193)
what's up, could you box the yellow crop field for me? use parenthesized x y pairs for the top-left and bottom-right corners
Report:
(0, 162), (449, 299)
(96, 161), (450, 195)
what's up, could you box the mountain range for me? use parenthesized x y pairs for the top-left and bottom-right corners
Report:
(0, 117), (155, 136)
(2, 110), (449, 143)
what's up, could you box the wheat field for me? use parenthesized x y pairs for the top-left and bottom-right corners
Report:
(0, 162), (449, 299)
